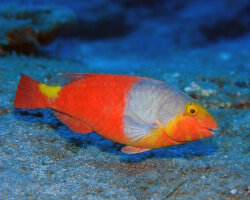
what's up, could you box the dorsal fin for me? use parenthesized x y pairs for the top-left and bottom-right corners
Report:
(52, 109), (93, 134)
(49, 73), (90, 86)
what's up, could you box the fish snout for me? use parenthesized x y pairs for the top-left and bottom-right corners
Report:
(201, 114), (218, 138)
(207, 115), (218, 131)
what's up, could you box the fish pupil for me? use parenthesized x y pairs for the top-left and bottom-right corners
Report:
(190, 109), (196, 114)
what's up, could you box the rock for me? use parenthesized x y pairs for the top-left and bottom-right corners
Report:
(0, 3), (75, 54)
(230, 188), (237, 195)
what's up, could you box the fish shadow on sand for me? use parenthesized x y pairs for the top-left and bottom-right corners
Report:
(14, 109), (217, 162)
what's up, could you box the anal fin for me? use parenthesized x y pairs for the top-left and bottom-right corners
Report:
(53, 110), (92, 134)
(121, 146), (150, 154)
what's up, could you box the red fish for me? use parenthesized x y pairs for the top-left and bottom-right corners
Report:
(14, 73), (218, 154)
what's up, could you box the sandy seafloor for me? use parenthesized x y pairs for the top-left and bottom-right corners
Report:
(0, 0), (249, 199)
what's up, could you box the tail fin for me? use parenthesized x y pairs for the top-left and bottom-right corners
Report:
(14, 74), (50, 109)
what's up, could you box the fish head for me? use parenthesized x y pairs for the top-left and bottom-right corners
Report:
(165, 102), (218, 143)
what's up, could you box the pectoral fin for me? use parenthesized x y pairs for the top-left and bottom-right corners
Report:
(121, 146), (150, 154)
(124, 108), (159, 142)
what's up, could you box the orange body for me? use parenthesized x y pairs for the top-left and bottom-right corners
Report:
(52, 74), (140, 144)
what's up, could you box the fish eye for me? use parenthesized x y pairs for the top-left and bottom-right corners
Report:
(190, 108), (196, 114)
(186, 104), (198, 115)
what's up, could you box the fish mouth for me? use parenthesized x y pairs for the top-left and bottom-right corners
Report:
(204, 127), (218, 132)
(208, 128), (215, 134)
(163, 126), (217, 143)
(202, 127), (218, 138)
(208, 128), (217, 132)
(167, 128), (216, 143)
(207, 129), (214, 136)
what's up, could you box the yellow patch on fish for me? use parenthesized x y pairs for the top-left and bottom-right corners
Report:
(39, 83), (61, 98)
(165, 114), (181, 136)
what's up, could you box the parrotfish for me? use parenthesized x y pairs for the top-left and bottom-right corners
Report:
(14, 73), (218, 154)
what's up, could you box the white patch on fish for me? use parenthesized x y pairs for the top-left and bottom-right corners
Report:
(123, 79), (193, 141)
